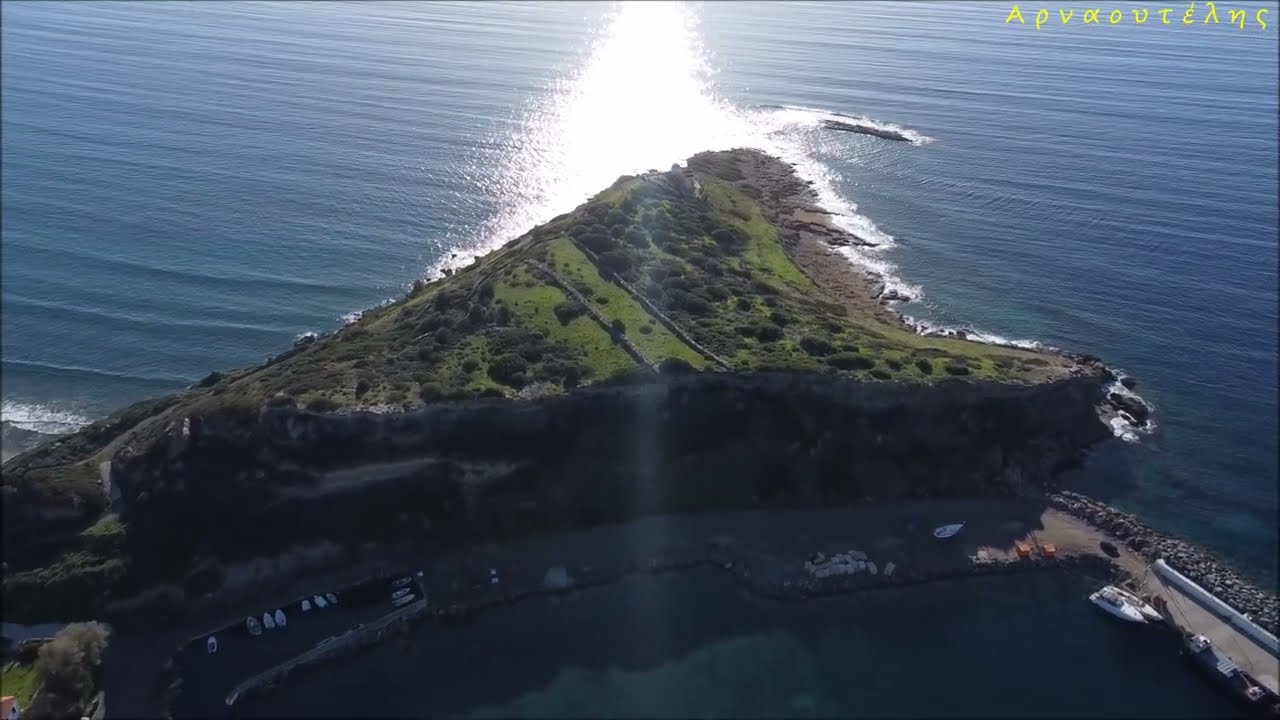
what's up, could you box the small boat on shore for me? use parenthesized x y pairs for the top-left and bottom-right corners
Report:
(932, 523), (964, 539)
(1090, 585), (1148, 623)
(245, 616), (263, 636)
(392, 592), (416, 608)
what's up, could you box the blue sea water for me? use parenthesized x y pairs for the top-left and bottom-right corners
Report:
(2, 0), (1276, 588)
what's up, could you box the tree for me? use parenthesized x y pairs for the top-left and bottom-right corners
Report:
(29, 622), (111, 720)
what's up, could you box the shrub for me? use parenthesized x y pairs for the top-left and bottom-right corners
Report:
(354, 378), (372, 398)
(562, 366), (582, 390)
(197, 371), (223, 388)
(461, 358), (480, 374)
(624, 227), (649, 248)
(710, 227), (745, 250)
(597, 250), (634, 276)
(419, 382), (446, 402)
(477, 282), (495, 303)
(610, 319), (626, 337)
(706, 286), (730, 301)
(495, 305), (513, 326)
(768, 310), (792, 326)
(735, 297), (752, 311)
(669, 290), (711, 316)
(553, 300), (586, 325)
(638, 324), (653, 335)
(798, 336), (835, 356)
(306, 397), (342, 412)
(737, 321), (784, 342)
(488, 353), (528, 388)
(944, 362), (971, 376)
(826, 352), (874, 370)
(869, 369), (892, 380)
(658, 358), (696, 376)
(580, 230), (613, 254)
(886, 358), (904, 371)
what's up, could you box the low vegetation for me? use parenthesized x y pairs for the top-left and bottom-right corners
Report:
(0, 149), (1079, 622)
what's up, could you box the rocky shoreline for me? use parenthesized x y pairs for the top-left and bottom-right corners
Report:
(1047, 490), (1278, 634)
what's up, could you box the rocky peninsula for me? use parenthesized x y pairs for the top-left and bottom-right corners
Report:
(2, 150), (1271, 689)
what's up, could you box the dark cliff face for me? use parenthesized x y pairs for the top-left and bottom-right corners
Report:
(108, 369), (1113, 583)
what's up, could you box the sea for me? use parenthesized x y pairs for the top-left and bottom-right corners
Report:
(2, 1), (1276, 714)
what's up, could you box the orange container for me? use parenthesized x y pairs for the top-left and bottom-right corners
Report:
(1042, 543), (1057, 557)
(1015, 542), (1031, 558)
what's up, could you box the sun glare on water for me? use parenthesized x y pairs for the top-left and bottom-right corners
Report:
(438, 1), (921, 308)
(445, 2), (754, 268)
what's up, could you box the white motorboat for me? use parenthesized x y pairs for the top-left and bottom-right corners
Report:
(313, 594), (328, 609)
(262, 612), (276, 630)
(393, 576), (413, 588)
(391, 588), (411, 600)
(1108, 586), (1162, 622)
(932, 523), (964, 539)
(245, 616), (263, 636)
(274, 609), (287, 628)
(1090, 585), (1148, 623)
(325, 592), (339, 605)
(207, 635), (218, 654)
(392, 592), (415, 608)
(301, 599), (312, 612)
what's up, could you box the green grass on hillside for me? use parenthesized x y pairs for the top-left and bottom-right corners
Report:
(1, 660), (38, 707)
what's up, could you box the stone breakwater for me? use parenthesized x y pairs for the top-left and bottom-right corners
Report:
(1047, 491), (1278, 634)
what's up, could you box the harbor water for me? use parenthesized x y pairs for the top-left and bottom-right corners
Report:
(238, 570), (1242, 718)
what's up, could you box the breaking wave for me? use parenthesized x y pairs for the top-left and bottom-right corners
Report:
(753, 103), (935, 145)
(1, 400), (90, 435)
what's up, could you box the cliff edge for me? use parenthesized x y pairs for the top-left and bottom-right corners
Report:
(1, 149), (1116, 622)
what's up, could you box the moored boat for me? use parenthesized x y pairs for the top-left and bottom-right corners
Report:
(932, 523), (964, 539)
(1090, 585), (1148, 623)
(1109, 586), (1163, 622)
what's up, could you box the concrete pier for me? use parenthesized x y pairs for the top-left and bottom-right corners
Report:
(1140, 561), (1280, 694)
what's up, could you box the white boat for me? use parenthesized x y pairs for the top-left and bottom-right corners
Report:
(301, 599), (312, 612)
(933, 523), (964, 539)
(325, 592), (339, 605)
(262, 612), (276, 630)
(391, 588), (411, 600)
(392, 577), (413, 588)
(274, 609), (287, 628)
(206, 635), (218, 654)
(392, 593), (415, 607)
(245, 616), (263, 636)
(1090, 586), (1148, 623)
(1108, 586), (1162, 622)
(313, 594), (328, 609)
